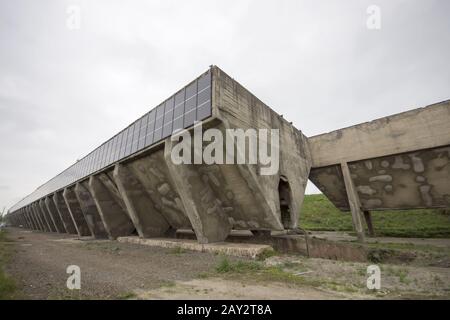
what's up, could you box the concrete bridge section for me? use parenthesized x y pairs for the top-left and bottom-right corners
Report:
(6, 66), (449, 245)
(6, 66), (311, 244)
(308, 100), (450, 241)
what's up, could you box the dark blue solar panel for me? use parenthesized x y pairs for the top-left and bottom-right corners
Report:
(10, 68), (212, 212)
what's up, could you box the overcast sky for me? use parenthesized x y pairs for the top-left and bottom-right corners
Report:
(1, 0), (449, 213)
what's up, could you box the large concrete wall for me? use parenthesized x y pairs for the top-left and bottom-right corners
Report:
(7, 67), (449, 245)
(309, 100), (450, 211)
(7, 66), (313, 244)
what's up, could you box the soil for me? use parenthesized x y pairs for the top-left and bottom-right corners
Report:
(3, 228), (450, 300)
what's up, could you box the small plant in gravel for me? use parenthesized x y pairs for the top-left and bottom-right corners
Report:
(0, 230), (17, 300)
(169, 247), (186, 255)
(257, 248), (278, 261)
(216, 257), (262, 273)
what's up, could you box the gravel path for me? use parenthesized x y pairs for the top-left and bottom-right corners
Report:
(5, 227), (224, 299)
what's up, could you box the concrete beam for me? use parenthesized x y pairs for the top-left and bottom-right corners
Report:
(341, 162), (366, 242)
(39, 199), (58, 232)
(26, 207), (39, 230)
(62, 187), (92, 237)
(32, 203), (51, 232)
(74, 182), (108, 239)
(53, 192), (78, 234)
(164, 139), (232, 244)
(309, 101), (450, 168)
(45, 196), (66, 233)
(88, 174), (136, 239)
(26, 206), (41, 231)
(22, 209), (31, 229)
(31, 205), (45, 231)
(113, 163), (171, 238)
(363, 211), (375, 237)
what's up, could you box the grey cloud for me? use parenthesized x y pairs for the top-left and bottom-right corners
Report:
(0, 0), (449, 209)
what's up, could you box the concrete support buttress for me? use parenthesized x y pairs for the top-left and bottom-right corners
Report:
(74, 182), (108, 239)
(88, 174), (135, 239)
(26, 207), (38, 230)
(53, 192), (78, 234)
(363, 211), (375, 237)
(30, 206), (44, 231)
(33, 203), (51, 232)
(113, 164), (171, 238)
(164, 139), (232, 244)
(39, 199), (58, 232)
(62, 187), (92, 237)
(45, 196), (66, 233)
(26, 207), (39, 231)
(341, 162), (366, 242)
(22, 209), (31, 229)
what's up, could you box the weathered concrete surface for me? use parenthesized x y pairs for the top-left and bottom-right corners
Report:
(45, 196), (66, 233)
(32, 203), (50, 232)
(309, 100), (450, 211)
(7, 67), (449, 246)
(113, 163), (174, 238)
(27, 206), (40, 231)
(88, 174), (136, 239)
(117, 236), (273, 259)
(159, 67), (311, 244)
(309, 101), (450, 168)
(39, 199), (57, 232)
(62, 187), (92, 237)
(27, 206), (42, 231)
(53, 192), (78, 235)
(74, 182), (109, 239)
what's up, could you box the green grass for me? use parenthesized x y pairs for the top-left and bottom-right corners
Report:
(212, 257), (357, 293)
(300, 194), (450, 238)
(0, 230), (17, 299)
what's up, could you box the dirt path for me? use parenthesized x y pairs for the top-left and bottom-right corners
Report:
(5, 228), (224, 299)
(4, 228), (449, 300)
(4, 228), (344, 300)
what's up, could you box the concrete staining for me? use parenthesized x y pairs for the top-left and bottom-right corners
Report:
(309, 100), (450, 240)
(7, 66), (450, 244)
(7, 66), (312, 244)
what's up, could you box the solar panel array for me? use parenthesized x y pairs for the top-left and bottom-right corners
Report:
(10, 69), (212, 212)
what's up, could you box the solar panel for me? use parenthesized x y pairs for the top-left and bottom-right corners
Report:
(10, 68), (212, 212)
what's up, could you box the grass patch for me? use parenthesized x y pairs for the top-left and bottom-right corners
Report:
(168, 247), (186, 255)
(117, 291), (137, 300)
(257, 248), (278, 261)
(216, 256), (262, 273)
(0, 230), (17, 299)
(213, 257), (356, 293)
(300, 194), (450, 238)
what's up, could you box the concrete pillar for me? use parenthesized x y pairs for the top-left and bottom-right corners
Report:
(88, 174), (136, 239)
(53, 192), (78, 234)
(22, 209), (31, 229)
(26, 207), (38, 230)
(45, 196), (66, 233)
(74, 182), (108, 239)
(32, 203), (51, 232)
(39, 199), (57, 232)
(62, 187), (92, 237)
(18, 213), (26, 228)
(28, 206), (43, 231)
(164, 139), (232, 244)
(341, 162), (365, 242)
(113, 164), (171, 238)
(363, 210), (375, 237)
